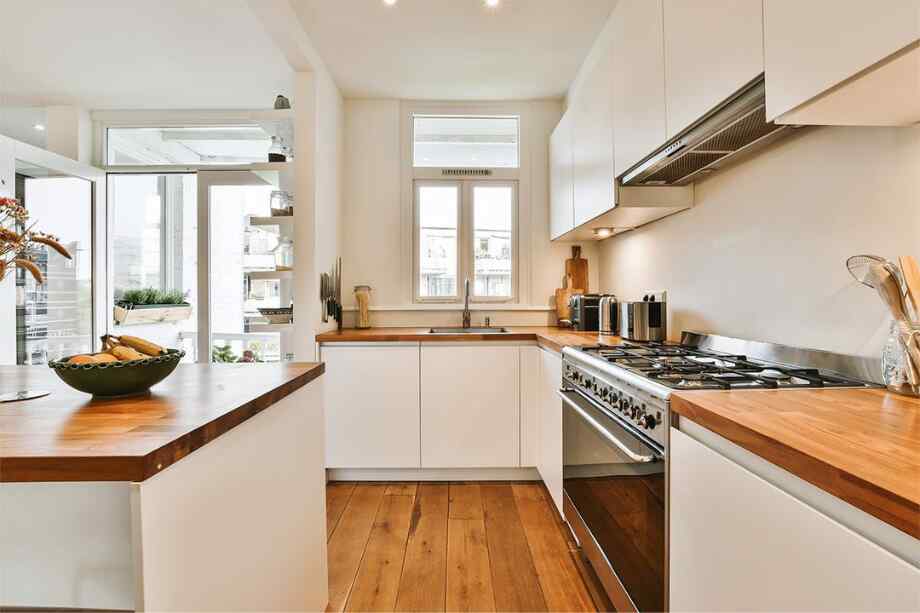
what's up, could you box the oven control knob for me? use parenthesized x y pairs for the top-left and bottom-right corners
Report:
(643, 414), (658, 429)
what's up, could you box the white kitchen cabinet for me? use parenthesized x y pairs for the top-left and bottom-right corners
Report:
(420, 345), (520, 468)
(322, 345), (420, 468)
(549, 111), (574, 239)
(537, 348), (564, 516)
(572, 36), (615, 227)
(611, 0), (667, 177)
(520, 345), (540, 467)
(764, 0), (920, 125)
(670, 427), (920, 612)
(663, 0), (764, 138)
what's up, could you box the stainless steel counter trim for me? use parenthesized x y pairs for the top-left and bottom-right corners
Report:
(681, 331), (883, 384)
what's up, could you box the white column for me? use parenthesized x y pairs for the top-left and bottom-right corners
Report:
(292, 71), (318, 361)
(45, 106), (92, 164)
(0, 136), (15, 364)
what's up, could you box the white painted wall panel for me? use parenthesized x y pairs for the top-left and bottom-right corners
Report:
(597, 126), (920, 359)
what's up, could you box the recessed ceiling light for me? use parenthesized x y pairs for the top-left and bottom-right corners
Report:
(33, 124), (46, 131)
(593, 227), (613, 239)
(382, 0), (397, 6)
(484, 0), (500, 7)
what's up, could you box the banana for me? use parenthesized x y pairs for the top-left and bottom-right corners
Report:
(112, 346), (147, 362)
(117, 335), (165, 357)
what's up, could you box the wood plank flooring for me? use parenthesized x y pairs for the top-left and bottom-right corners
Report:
(326, 482), (606, 613)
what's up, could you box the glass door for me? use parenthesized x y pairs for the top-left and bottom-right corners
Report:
(198, 171), (292, 363)
(108, 173), (198, 361)
(14, 165), (93, 364)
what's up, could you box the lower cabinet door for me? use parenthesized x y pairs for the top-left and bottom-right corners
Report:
(538, 348), (563, 515)
(323, 345), (421, 468)
(420, 345), (520, 468)
(670, 427), (920, 612)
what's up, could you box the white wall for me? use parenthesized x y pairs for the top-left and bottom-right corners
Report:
(597, 125), (920, 358)
(341, 98), (599, 328)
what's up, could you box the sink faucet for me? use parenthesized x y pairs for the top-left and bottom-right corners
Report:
(462, 278), (471, 328)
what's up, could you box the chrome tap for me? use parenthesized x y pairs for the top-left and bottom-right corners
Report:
(462, 278), (471, 328)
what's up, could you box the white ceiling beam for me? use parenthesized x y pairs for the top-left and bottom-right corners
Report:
(247, 0), (335, 83)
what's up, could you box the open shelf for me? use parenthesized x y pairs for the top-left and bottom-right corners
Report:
(245, 269), (294, 280)
(248, 215), (295, 227)
(248, 322), (293, 332)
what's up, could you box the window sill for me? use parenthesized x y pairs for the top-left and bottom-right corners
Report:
(342, 304), (553, 312)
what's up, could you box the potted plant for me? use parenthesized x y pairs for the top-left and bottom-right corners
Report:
(114, 287), (193, 326)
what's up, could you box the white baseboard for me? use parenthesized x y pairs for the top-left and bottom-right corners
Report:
(327, 467), (541, 482)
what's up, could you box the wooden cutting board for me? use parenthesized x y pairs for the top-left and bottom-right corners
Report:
(566, 246), (589, 293)
(898, 255), (920, 319)
(555, 275), (583, 323)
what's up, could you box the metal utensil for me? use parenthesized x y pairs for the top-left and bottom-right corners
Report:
(868, 263), (920, 392)
(846, 254), (900, 288)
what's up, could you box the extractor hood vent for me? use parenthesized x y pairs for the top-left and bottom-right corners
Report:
(620, 76), (791, 186)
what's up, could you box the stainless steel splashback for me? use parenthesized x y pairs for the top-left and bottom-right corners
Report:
(680, 331), (883, 384)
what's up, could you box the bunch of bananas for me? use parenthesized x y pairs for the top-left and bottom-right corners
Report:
(68, 335), (166, 365)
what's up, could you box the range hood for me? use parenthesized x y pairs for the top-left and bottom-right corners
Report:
(620, 76), (791, 186)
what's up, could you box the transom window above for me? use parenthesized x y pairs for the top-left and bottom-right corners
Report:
(413, 115), (519, 169)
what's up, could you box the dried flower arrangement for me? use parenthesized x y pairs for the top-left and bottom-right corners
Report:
(0, 196), (72, 283)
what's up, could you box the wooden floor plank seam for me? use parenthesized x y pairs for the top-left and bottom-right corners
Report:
(328, 484), (388, 613)
(389, 487), (419, 612)
(327, 482), (357, 542)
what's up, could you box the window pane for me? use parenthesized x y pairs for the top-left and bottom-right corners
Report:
(209, 184), (282, 363)
(107, 126), (279, 166)
(418, 185), (458, 298)
(414, 116), (519, 168)
(15, 175), (93, 364)
(109, 174), (198, 361)
(473, 185), (513, 298)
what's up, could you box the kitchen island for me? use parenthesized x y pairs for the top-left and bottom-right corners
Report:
(0, 363), (327, 612)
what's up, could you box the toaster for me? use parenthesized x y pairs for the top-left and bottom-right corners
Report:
(619, 293), (667, 341)
(569, 294), (603, 331)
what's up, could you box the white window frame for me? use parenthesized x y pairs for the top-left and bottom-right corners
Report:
(413, 180), (518, 304)
(403, 102), (526, 306)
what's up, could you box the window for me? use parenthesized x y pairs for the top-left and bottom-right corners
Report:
(415, 181), (516, 302)
(472, 184), (513, 298)
(413, 116), (519, 168)
(106, 125), (279, 166)
(15, 171), (93, 364)
(417, 184), (459, 299)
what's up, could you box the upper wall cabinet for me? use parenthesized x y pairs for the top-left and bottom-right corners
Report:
(572, 37), (616, 227)
(549, 112), (575, 239)
(764, 0), (920, 125)
(663, 0), (764, 138)
(611, 0), (667, 178)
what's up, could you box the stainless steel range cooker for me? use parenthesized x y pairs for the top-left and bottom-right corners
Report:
(559, 332), (878, 612)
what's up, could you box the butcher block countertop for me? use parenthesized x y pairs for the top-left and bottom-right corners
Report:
(0, 362), (324, 483)
(672, 388), (920, 538)
(315, 326), (621, 353)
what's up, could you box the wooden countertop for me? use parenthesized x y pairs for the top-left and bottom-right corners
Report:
(0, 362), (324, 483)
(671, 388), (920, 538)
(315, 326), (622, 353)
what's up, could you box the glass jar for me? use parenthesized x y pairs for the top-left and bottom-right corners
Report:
(881, 320), (920, 396)
(274, 238), (294, 270)
(269, 190), (293, 216)
(354, 285), (372, 329)
(268, 136), (286, 162)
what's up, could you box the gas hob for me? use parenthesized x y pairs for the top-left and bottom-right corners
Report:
(578, 343), (874, 391)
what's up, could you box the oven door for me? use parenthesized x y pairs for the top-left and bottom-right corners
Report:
(559, 388), (666, 613)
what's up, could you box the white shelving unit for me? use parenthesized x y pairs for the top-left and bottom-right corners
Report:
(248, 215), (295, 227)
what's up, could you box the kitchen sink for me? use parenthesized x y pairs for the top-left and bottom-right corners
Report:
(428, 327), (510, 334)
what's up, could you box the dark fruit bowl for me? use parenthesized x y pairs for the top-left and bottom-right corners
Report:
(48, 349), (185, 398)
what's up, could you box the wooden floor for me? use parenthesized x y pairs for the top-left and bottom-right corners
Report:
(325, 481), (610, 613)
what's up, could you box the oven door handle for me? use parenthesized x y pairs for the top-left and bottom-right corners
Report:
(557, 389), (659, 464)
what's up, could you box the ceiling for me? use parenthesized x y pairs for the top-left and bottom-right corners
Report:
(0, 1), (293, 109)
(291, 0), (617, 100)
